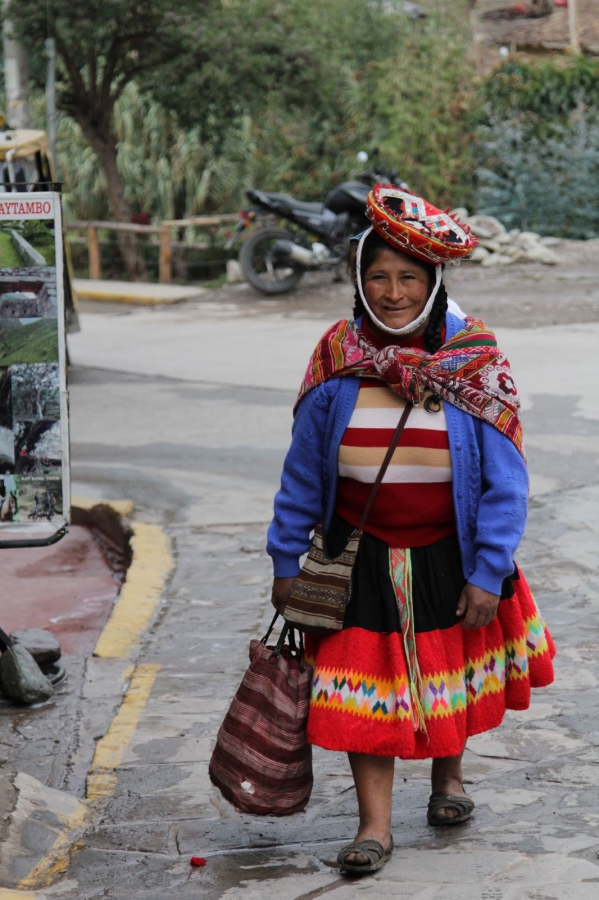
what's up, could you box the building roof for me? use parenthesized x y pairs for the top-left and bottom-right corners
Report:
(479, 0), (599, 55)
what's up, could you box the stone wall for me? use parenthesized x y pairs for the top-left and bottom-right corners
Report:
(0, 268), (57, 318)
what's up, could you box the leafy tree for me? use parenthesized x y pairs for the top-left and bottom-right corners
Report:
(142, 0), (411, 199)
(6, 0), (484, 259)
(147, 0), (406, 146)
(356, 0), (478, 209)
(3, 0), (205, 277)
(11, 363), (60, 421)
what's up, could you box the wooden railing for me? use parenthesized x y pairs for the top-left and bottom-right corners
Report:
(66, 214), (239, 283)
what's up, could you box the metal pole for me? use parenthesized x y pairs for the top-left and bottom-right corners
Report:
(568, 0), (581, 54)
(45, 37), (58, 176)
(2, 4), (32, 129)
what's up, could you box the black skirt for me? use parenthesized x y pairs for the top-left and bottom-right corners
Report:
(327, 512), (516, 636)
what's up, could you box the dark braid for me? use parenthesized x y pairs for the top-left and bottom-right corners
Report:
(423, 280), (448, 412)
(352, 287), (365, 319)
(423, 280), (448, 353)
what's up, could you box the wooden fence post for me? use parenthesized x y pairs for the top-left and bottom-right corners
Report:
(568, 0), (580, 54)
(88, 225), (100, 280)
(159, 225), (172, 284)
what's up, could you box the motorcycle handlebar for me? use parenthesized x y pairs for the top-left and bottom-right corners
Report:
(358, 168), (400, 186)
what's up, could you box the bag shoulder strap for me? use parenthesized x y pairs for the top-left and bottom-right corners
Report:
(356, 401), (413, 533)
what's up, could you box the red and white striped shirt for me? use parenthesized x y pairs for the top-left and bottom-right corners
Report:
(335, 326), (456, 548)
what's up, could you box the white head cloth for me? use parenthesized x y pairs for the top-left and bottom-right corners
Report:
(356, 226), (443, 336)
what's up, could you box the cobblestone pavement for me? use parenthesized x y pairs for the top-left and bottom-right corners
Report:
(54, 485), (599, 899)
(2, 265), (599, 898)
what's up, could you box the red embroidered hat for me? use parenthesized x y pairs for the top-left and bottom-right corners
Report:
(366, 183), (477, 264)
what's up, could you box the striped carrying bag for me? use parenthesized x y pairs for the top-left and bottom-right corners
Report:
(209, 615), (313, 816)
(279, 403), (413, 634)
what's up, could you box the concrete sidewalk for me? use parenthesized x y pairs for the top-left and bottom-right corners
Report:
(2, 280), (599, 898)
(46, 490), (599, 899)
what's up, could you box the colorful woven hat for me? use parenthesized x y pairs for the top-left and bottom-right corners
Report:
(366, 183), (477, 264)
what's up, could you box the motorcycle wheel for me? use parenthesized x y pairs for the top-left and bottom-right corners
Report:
(239, 227), (305, 295)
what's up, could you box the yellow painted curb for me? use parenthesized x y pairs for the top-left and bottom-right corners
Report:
(74, 283), (205, 306)
(93, 522), (172, 658)
(0, 892), (47, 899)
(8, 502), (170, 890)
(76, 288), (179, 305)
(17, 806), (89, 890)
(14, 665), (161, 890)
(86, 664), (161, 799)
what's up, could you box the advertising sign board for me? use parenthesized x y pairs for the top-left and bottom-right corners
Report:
(0, 191), (69, 544)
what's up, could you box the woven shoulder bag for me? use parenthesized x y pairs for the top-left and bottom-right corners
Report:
(278, 402), (413, 634)
(209, 614), (313, 816)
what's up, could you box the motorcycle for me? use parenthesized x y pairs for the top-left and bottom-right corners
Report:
(234, 152), (405, 295)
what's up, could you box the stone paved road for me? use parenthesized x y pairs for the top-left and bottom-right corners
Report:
(3, 262), (599, 898)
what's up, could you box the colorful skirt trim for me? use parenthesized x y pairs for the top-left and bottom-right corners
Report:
(305, 523), (555, 760)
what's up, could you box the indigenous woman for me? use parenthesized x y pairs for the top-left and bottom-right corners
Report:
(267, 185), (555, 876)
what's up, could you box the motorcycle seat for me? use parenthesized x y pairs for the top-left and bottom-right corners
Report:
(285, 199), (324, 215)
(257, 191), (325, 215)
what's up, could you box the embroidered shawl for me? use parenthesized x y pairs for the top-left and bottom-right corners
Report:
(296, 317), (524, 456)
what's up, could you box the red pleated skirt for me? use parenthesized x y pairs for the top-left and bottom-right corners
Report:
(305, 567), (555, 760)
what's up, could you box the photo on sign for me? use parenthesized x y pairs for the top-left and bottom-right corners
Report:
(0, 217), (58, 370)
(0, 317), (59, 366)
(14, 419), (61, 476)
(18, 476), (62, 522)
(0, 263), (58, 321)
(0, 219), (55, 270)
(0, 192), (69, 532)
(0, 474), (18, 523)
(11, 363), (60, 422)
(0, 367), (13, 473)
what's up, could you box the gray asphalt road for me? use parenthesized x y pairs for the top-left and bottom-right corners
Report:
(2, 261), (599, 898)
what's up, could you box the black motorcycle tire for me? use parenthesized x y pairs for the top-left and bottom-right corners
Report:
(239, 227), (305, 295)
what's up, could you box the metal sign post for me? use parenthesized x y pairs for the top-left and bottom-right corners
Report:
(0, 191), (69, 546)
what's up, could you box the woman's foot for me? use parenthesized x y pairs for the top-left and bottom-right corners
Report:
(430, 752), (469, 822)
(342, 827), (393, 866)
(338, 833), (394, 874)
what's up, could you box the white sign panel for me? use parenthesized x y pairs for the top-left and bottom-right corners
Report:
(0, 191), (69, 539)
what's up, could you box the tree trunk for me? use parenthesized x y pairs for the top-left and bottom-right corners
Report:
(76, 118), (147, 281)
(2, 8), (32, 129)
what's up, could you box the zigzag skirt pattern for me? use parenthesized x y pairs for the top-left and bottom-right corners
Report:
(305, 530), (555, 760)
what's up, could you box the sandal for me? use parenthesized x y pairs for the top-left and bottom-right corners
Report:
(337, 835), (394, 875)
(427, 792), (474, 826)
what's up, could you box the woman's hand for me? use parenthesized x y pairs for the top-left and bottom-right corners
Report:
(456, 583), (499, 629)
(271, 577), (297, 613)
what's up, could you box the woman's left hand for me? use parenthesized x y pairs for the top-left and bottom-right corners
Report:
(456, 583), (499, 629)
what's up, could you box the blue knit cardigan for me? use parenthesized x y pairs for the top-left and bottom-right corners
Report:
(267, 312), (528, 595)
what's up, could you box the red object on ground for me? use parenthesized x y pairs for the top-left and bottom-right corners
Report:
(190, 857), (207, 867)
(0, 525), (121, 655)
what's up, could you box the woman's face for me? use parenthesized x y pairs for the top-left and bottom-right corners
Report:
(363, 247), (430, 333)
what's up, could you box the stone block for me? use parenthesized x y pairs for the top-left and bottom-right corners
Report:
(11, 628), (62, 664)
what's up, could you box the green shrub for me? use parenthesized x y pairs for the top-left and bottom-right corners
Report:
(476, 114), (599, 238)
(475, 58), (599, 238)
